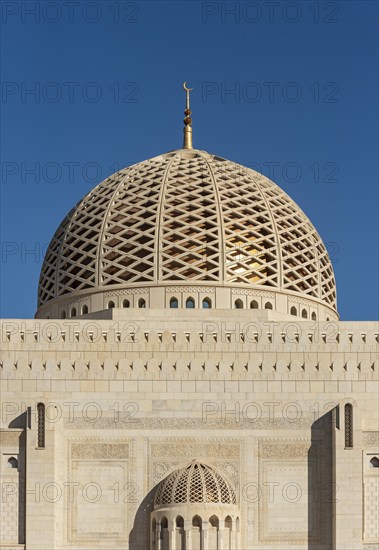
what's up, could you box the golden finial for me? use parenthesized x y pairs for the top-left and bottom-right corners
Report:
(182, 81), (193, 149)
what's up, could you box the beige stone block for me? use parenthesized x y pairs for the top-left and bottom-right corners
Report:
(94, 380), (109, 392)
(282, 380), (296, 393)
(267, 380), (282, 393)
(310, 381), (324, 393)
(138, 380), (153, 393)
(109, 380), (124, 392)
(167, 380), (181, 393)
(338, 380), (352, 393)
(196, 381), (210, 392)
(124, 380), (138, 392)
(253, 381), (268, 393)
(80, 380), (95, 392)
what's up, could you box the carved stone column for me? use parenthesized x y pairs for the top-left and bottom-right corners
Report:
(184, 520), (192, 550)
(218, 527), (225, 550)
(169, 518), (176, 550)
(156, 524), (162, 550)
(203, 524), (209, 550)
(230, 518), (235, 550)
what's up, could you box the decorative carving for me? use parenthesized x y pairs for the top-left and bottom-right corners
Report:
(288, 296), (316, 306)
(232, 289), (275, 297)
(363, 432), (379, 447)
(153, 462), (174, 482)
(151, 441), (240, 459)
(60, 295), (88, 306)
(105, 288), (147, 296)
(71, 442), (129, 459)
(64, 416), (313, 430)
(214, 461), (239, 483)
(166, 287), (215, 293)
(259, 440), (314, 459)
(0, 431), (21, 446)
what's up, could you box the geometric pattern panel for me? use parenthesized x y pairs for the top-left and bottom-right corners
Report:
(161, 153), (221, 281)
(38, 208), (74, 306)
(38, 149), (337, 310)
(101, 157), (170, 285)
(213, 158), (278, 286)
(56, 181), (116, 296)
(154, 460), (237, 506)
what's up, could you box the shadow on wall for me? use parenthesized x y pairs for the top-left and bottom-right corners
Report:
(8, 411), (27, 429)
(308, 411), (333, 549)
(18, 430), (26, 544)
(129, 485), (156, 549)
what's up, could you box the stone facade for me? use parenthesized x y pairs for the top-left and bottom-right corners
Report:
(1, 144), (378, 549)
(1, 311), (378, 549)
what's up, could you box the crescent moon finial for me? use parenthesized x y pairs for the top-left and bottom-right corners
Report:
(182, 82), (193, 149)
(183, 81), (193, 92)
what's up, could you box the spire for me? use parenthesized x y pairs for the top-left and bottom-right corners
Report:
(182, 81), (193, 149)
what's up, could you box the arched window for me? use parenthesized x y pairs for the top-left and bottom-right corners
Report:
(311, 311), (317, 320)
(161, 516), (168, 529)
(370, 457), (379, 468)
(209, 515), (219, 527)
(176, 515), (184, 527)
(344, 403), (353, 448)
(37, 403), (45, 448)
(302, 308), (308, 319)
(123, 299), (130, 308)
(170, 297), (179, 308)
(107, 300), (115, 309)
(192, 515), (202, 526)
(186, 297), (195, 309)
(250, 300), (258, 309)
(265, 301), (273, 310)
(70, 307), (76, 318)
(82, 305), (88, 315)
(7, 457), (18, 469)
(290, 306), (297, 316)
(138, 298), (146, 308)
(60, 310), (66, 319)
(202, 297), (212, 309)
(234, 299), (243, 309)
(326, 316), (330, 321)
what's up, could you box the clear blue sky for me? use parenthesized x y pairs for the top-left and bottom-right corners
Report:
(1, 0), (378, 320)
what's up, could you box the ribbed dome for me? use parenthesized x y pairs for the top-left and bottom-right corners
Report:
(37, 148), (337, 317)
(154, 461), (237, 507)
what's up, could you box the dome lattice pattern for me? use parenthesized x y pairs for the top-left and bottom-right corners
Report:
(154, 461), (237, 506)
(38, 149), (336, 310)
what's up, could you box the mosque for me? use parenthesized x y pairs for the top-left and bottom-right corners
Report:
(0, 84), (378, 550)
